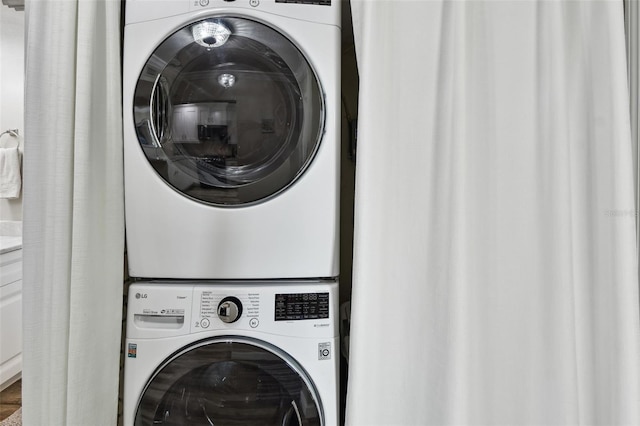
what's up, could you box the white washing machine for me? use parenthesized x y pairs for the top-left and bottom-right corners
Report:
(123, 281), (339, 426)
(123, 0), (341, 279)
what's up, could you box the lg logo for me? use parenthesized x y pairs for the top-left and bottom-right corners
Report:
(135, 293), (148, 299)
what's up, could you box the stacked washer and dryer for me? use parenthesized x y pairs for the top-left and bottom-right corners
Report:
(122, 1), (341, 425)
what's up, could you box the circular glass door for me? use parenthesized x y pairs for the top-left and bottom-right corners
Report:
(135, 338), (323, 425)
(133, 17), (324, 206)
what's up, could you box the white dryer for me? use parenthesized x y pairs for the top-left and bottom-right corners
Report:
(123, 281), (339, 426)
(123, 0), (341, 279)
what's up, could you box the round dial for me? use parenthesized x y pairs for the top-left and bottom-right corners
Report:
(217, 296), (243, 323)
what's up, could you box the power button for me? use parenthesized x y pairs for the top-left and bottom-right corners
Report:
(249, 0), (259, 6)
(199, 0), (209, 5)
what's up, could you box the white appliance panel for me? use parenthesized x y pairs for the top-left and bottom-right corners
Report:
(123, 4), (340, 279)
(124, 281), (339, 426)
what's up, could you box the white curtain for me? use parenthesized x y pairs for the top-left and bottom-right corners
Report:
(22, 0), (124, 424)
(346, 1), (640, 425)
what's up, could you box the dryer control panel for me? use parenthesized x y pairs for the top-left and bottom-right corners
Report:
(183, 0), (340, 27)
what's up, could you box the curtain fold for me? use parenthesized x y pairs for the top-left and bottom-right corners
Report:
(346, 1), (640, 425)
(22, 0), (124, 424)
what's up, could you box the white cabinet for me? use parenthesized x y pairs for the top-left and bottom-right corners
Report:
(0, 247), (22, 390)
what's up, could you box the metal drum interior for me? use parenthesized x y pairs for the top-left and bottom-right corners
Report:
(135, 338), (323, 426)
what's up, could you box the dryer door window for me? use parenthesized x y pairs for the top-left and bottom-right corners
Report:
(134, 338), (323, 425)
(133, 17), (324, 206)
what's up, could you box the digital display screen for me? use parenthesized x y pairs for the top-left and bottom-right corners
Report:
(275, 292), (329, 321)
(275, 0), (331, 5)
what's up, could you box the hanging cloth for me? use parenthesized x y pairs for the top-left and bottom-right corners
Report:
(22, 0), (124, 424)
(346, 1), (640, 424)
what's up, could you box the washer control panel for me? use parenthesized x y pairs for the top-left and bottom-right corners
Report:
(190, 283), (337, 338)
(128, 282), (337, 338)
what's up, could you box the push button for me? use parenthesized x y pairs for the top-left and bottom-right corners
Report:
(249, 0), (259, 6)
(199, 0), (209, 5)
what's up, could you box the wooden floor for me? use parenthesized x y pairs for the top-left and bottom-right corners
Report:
(0, 380), (21, 421)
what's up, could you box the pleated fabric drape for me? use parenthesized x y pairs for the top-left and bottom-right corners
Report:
(346, 1), (640, 424)
(22, 0), (124, 424)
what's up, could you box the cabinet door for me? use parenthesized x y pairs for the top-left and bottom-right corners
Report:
(0, 277), (22, 387)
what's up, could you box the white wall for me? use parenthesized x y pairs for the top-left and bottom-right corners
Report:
(0, 6), (25, 221)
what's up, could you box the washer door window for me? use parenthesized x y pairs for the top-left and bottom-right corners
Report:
(134, 17), (324, 206)
(135, 338), (323, 425)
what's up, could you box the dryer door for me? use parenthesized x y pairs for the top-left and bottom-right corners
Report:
(133, 17), (324, 206)
(135, 338), (323, 425)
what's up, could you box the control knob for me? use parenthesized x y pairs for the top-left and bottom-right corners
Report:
(217, 296), (242, 323)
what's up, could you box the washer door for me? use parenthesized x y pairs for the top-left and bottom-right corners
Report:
(135, 338), (323, 426)
(133, 17), (324, 206)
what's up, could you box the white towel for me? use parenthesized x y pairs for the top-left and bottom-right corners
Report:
(0, 147), (22, 199)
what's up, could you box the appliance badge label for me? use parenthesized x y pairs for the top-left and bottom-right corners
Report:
(128, 343), (137, 358)
(318, 342), (331, 360)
